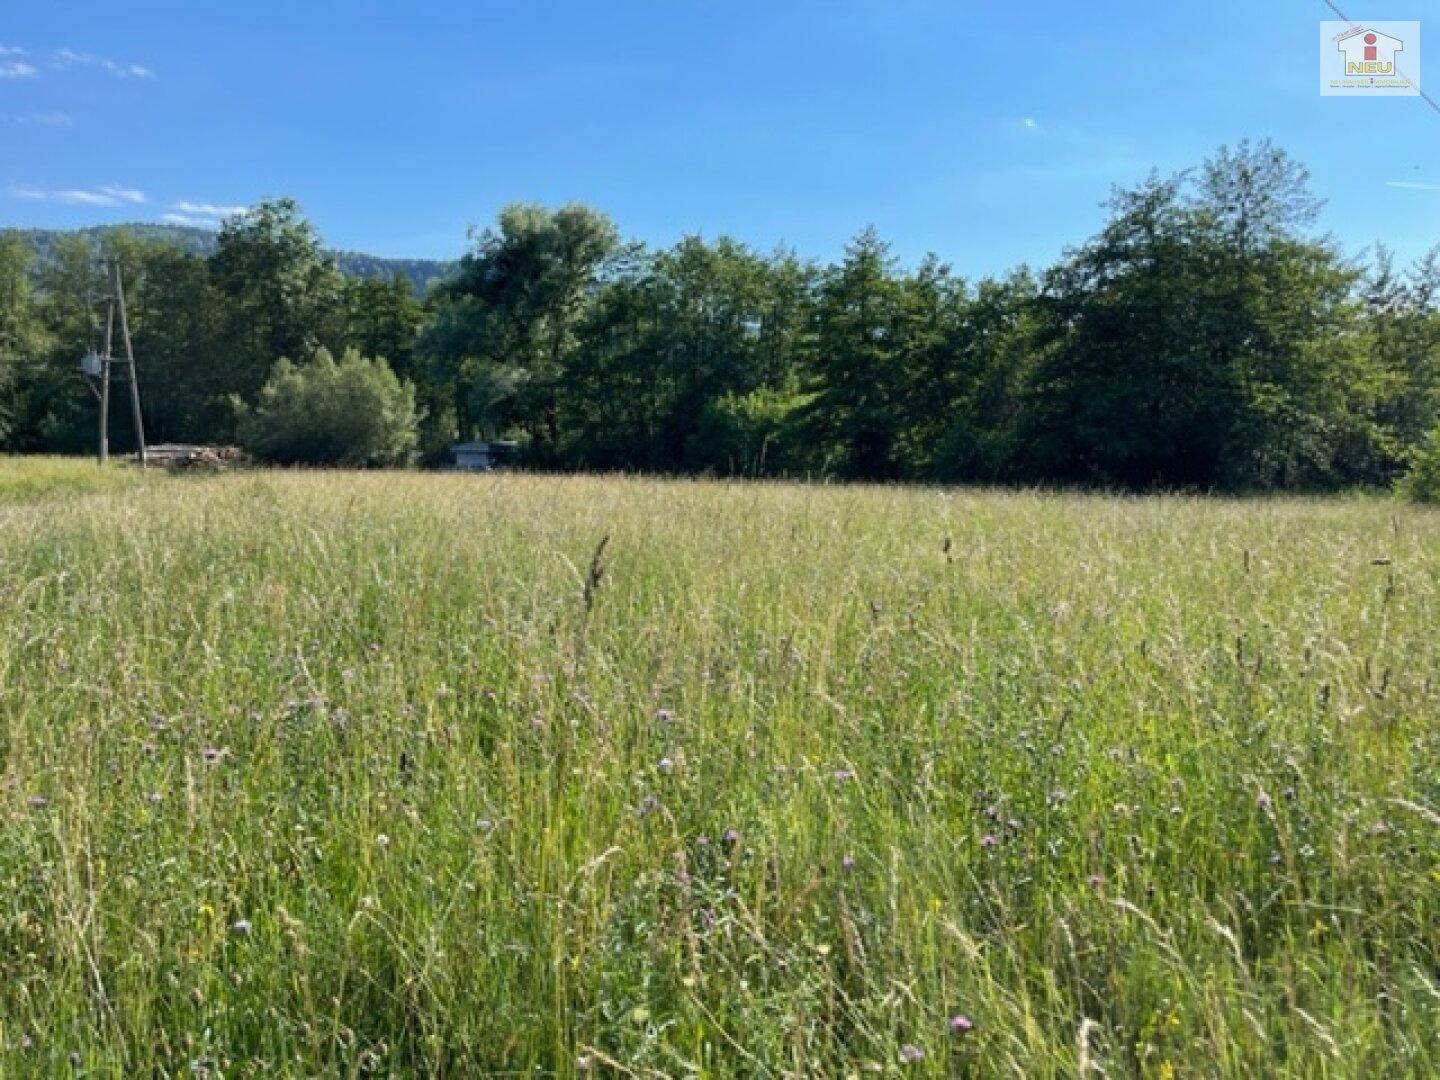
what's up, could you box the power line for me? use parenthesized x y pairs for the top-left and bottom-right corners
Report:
(1320, 0), (1440, 118)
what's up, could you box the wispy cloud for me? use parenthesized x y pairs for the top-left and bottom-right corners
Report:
(163, 201), (251, 229)
(52, 47), (153, 79)
(173, 201), (250, 217)
(0, 59), (38, 78)
(162, 213), (215, 228)
(1020, 116), (1041, 131)
(0, 44), (25, 56)
(10, 184), (147, 207)
(1386, 180), (1440, 192)
(3, 111), (74, 128)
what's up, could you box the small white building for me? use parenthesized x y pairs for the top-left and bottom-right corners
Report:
(449, 440), (516, 471)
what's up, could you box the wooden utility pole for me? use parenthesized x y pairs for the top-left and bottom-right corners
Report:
(93, 260), (147, 468)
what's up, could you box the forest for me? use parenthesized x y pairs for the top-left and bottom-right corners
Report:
(2, 139), (1438, 493)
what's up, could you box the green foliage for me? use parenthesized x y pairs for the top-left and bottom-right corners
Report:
(1024, 144), (1378, 489)
(211, 198), (348, 410)
(2, 145), (1438, 491)
(561, 236), (814, 471)
(1397, 421), (1440, 502)
(235, 348), (419, 466)
(424, 202), (619, 458)
(0, 235), (50, 444)
(687, 386), (813, 474)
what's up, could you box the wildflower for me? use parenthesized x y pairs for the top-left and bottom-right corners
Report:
(376, 833), (391, 848)
(1256, 792), (1272, 810)
(655, 708), (674, 722)
(900, 1044), (925, 1063)
(949, 1014), (974, 1033)
(638, 795), (659, 815)
(1086, 873), (1104, 887)
(25, 794), (47, 808)
(201, 747), (227, 763)
(722, 827), (741, 844)
(147, 791), (164, 803)
(657, 756), (675, 774)
(842, 853), (856, 870)
(230, 918), (252, 936)
(833, 767), (857, 782)
(980, 834), (998, 848)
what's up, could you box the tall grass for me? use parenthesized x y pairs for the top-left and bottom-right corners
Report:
(0, 465), (1435, 1076)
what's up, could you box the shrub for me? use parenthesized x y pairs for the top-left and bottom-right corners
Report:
(686, 388), (814, 476)
(236, 348), (419, 466)
(1396, 424), (1440, 503)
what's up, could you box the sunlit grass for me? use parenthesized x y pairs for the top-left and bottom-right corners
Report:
(0, 464), (1436, 1076)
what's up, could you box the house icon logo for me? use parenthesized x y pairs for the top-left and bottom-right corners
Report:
(1321, 20), (1420, 96)
(1337, 27), (1403, 76)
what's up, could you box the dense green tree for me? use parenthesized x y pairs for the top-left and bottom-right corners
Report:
(918, 271), (1040, 481)
(342, 275), (424, 383)
(798, 229), (912, 479)
(424, 203), (618, 457)
(562, 237), (815, 471)
(0, 236), (51, 446)
(210, 199), (346, 415)
(122, 243), (227, 442)
(1024, 146), (1375, 489)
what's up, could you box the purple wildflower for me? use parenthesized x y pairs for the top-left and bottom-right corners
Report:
(722, 827), (741, 845)
(655, 708), (674, 722)
(841, 853), (856, 870)
(26, 794), (47, 809)
(832, 767), (857, 782)
(201, 747), (226, 763)
(980, 834), (998, 848)
(900, 1044), (925, 1063)
(949, 1014), (974, 1033)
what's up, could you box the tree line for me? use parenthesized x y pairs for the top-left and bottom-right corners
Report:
(2, 140), (1438, 492)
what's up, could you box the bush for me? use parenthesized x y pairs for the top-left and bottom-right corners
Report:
(686, 388), (813, 475)
(1396, 424), (1440, 503)
(236, 348), (419, 466)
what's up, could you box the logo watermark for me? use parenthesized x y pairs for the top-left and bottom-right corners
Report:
(1321, 21), (1420, 95)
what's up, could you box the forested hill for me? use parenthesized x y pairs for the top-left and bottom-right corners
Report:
(5, 223), (455, 295)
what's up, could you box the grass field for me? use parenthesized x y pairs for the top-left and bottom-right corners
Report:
(0, 459), (1436, 1077)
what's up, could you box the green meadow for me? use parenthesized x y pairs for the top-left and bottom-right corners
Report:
(0, 459), (1436, 1077)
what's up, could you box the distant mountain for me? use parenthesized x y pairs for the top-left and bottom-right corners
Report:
(4, 223), (457, 295)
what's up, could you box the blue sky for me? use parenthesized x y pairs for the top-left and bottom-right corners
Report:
(2, 1), (1437, 275)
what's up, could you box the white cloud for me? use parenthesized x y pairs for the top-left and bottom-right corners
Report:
(10, 184), (147, 206)
(162, 212), (218, 228)
(52, 47), (154, 79)
(1019, 117), (1042, 132)
(0, 60), (37, 78)
(1386, 180), (1440, 192)
(173, 201), (250, 217)
(0, 44), (26, 56)
(4, 111), (74, 128)
(163, 201), (251, 229)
